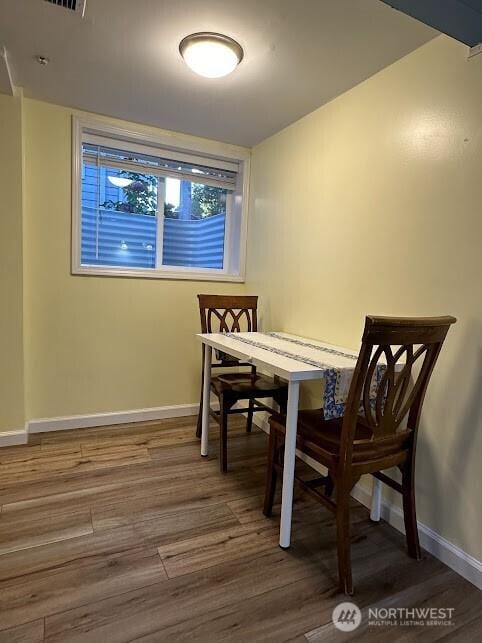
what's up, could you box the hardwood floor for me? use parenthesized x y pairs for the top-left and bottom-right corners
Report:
(0, 415), (479, 642)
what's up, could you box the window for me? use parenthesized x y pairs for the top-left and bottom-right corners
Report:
(72, 117), (249, 281)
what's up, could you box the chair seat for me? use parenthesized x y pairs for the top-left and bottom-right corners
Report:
(211, 372), (287, 399)
(270, 409), (412, 464)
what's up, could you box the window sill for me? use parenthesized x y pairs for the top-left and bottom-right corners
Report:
(72, 265), (245, 283)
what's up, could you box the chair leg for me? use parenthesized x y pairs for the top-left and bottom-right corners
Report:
(335, 482), (354, 595)
(263, 426), (278, 517)
(324, 474), (335, 498)
(246, 398), (254, 433)
(274, 387), (288, 415)
(401, 461), (422, 560)
(219, 395), (228, 473)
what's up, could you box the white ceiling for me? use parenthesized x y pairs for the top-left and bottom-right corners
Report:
(0, 0), (436, 146)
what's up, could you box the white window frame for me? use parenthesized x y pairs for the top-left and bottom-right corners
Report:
(71, 116), (250, 282)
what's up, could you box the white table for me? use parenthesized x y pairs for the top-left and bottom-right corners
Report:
(197, 331), (382, 548)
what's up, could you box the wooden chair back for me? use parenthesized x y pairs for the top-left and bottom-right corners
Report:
(197, 294), (258, 367)
(340, 315), (456, 463)
(198, 295), (258, 334)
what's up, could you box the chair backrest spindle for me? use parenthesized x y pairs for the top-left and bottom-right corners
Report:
(340, 315), (456, 464)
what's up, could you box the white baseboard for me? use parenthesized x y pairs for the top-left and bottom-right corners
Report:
(351, 483), (482, 591)
(253, 413), (482, 590)
(0, 427), (29, 447)
(28, 403), (200, 434)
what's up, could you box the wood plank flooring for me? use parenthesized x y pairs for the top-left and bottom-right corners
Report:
(0, 415), (479, 642)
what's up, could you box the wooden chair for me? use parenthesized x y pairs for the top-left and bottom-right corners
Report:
(196, 294), (288, 472)
(263, 315), (456, 595)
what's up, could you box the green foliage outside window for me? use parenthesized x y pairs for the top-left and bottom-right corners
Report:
(101, 171), (178, 217)
(191, 184), (227, 219)
(101, 170), (226, 219)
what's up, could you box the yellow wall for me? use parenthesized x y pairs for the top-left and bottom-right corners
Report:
(247, 36), (482, 561)
(22, 99), (247, 419)
(0, 93), (25, 431)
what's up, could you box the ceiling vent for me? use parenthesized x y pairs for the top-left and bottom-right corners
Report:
(44, 0), (86, 17)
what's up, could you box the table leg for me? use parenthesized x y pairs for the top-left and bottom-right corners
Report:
(201, 345), (212, 457)
(370, 477), (382, 522)
(279, 380), (300, 549)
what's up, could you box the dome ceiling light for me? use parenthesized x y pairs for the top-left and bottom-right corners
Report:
(179, 32), (243, 79)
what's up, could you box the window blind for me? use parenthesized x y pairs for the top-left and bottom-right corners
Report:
(82, 138), (238, 190)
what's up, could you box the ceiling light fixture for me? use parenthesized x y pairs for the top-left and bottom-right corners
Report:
(179, 32), (243, 78)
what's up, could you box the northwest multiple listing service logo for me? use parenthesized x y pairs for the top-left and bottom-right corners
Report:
(332, 602), (455, 632)
(332, 602), (362, 632)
